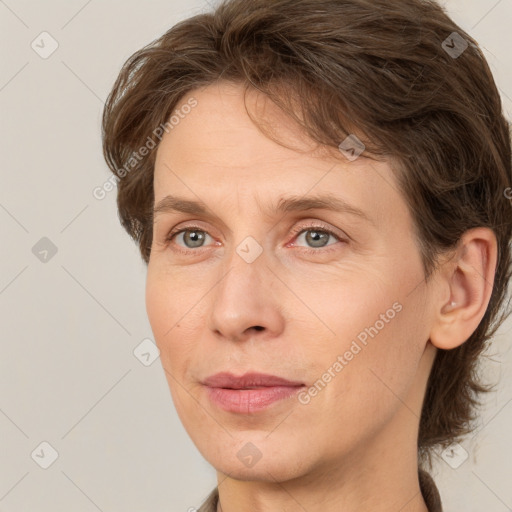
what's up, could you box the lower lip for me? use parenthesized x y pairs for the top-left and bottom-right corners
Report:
(205, 385), (304, 413)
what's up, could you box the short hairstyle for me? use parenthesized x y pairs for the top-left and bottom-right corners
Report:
(102, 0), (512, 467)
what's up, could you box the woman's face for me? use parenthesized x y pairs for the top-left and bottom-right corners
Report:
(146, 81), (438, 482)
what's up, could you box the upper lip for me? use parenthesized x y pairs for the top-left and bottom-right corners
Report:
(202, 372), (305, 389)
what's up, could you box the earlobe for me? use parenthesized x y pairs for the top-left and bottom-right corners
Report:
(429, 228), (497, 351)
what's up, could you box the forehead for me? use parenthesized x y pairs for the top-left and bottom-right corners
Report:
(153, 81), (408, 230)
(159, 82), (322, 167)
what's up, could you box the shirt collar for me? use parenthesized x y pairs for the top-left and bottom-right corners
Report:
(197, 469), (443, 512)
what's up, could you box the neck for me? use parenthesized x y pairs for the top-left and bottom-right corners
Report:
(215, 420), (430, 512)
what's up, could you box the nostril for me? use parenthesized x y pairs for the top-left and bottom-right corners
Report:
(253, 326), (264, 331)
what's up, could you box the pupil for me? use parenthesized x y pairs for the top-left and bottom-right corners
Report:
(186, 230), (204, 247)
(307, 230), (328, 247)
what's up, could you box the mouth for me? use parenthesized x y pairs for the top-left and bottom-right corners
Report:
(202, 372), (305, 414)
(202, 371), (304, 389)
(204, 385), (305, 413)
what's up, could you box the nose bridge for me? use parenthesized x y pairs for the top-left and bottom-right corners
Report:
(208, 238), (284, 341)
(215, 239), (268, 314)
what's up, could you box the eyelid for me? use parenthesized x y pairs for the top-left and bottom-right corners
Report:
(288, 221), (348, 243)
(165, 222), (214, 243)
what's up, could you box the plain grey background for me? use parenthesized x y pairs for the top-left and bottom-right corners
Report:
(0, 0), (511, 511)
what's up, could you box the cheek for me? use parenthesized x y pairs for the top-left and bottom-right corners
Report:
(292, 305), (425, 462)
(292, 258), (427, 415)
(145, 266), (212, 389)
(287, 267), (400, 353)
(145, 269), (189, 369)
(145, 272), (202, 422)
(145, 276), (162, 336)
(145, 265), (198, 340)
(145, 274), (173, 355)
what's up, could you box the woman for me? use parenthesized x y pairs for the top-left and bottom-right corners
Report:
(101, 0), (512, 510)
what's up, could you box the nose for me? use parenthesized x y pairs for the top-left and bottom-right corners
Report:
(207, 251), (285, 343)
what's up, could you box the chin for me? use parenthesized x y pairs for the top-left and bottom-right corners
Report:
(214, 457), (306, 483)
(197, 434), (311, 483)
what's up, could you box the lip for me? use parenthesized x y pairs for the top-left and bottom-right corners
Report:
(202, 372), (305, 414)
(202, 371), (304, 389)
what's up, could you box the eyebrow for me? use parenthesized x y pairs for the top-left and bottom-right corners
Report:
(152, 194), (374, 226)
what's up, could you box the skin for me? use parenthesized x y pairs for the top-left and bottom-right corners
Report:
(145, 81), (497, 512)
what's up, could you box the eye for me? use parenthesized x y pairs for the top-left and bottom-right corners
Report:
(166, 225), (214, 251)
(288, 223), (346, 253)
(164, 222), (347, 255)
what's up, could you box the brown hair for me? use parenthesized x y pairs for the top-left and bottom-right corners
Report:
(102, 0), (512, 466)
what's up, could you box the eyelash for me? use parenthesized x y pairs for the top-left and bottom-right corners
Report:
(164, 222), (347, 256)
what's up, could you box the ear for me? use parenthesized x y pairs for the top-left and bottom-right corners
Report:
(429, 227), (498, 350)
